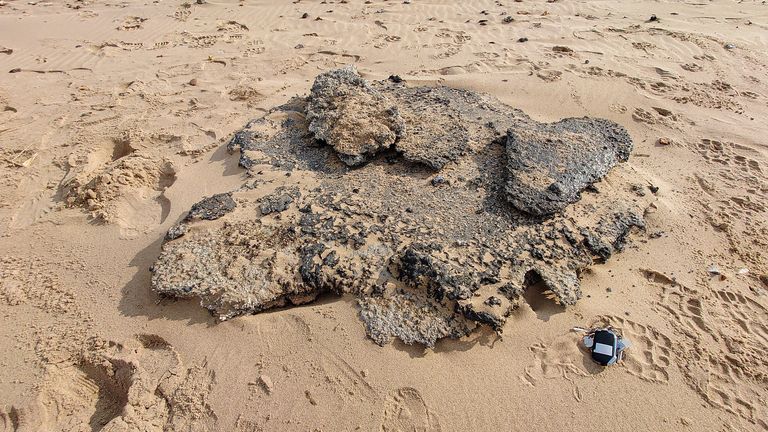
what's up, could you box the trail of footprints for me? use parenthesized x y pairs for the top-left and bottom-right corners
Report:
(650, 270), (768, 427)
(531, 284), (768, 427)
(696, 139), (764, 186)
(691, 138), (767, 272)
(599, 316), (673, 384)
(699, 290), (768, 427)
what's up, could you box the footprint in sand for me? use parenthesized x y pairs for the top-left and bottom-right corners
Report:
(521, 333), (589, 401)
(217, 20), (249, 32)
(537, 70), (562, 82)
(650, 271), (768, 426)
(381, 387), (441, 432)
(631, 107), (686, 127)
(702, 354), (766, 425)
(691, 138), (766, 267)
(172, 4), (193, 21)
(687, 290), (767, 425)
(645, 269), (708, 336)
(712, 290), (768, 345)
(697, 139), (763, 177)
(681, 63), (703, 72)
(431, 28), (471, 59)
(116, 16), (147, 31)
(243, 40), (266, 57)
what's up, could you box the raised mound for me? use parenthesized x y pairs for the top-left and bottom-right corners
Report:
(151, 67), (655, 347)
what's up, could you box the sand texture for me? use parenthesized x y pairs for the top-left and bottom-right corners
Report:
(1, 1), (767, 431)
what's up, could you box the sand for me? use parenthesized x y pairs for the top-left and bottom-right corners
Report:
(0, 0), (767, 431)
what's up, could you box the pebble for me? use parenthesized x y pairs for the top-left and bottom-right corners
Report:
(431, 175), (446, 186)
(259, 374), (274, 393)
(305, 390), (318, 405)
(657, 137), (671, 146)
(188, 78), (198, 86)
(517, 37), (528, 43)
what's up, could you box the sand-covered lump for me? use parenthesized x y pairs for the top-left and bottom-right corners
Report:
(505, 118), (633, 216)
(152, 67), (655, 347)
(306, 66), (404, 166)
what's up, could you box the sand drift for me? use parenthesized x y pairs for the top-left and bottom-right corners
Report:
(151, 66), (655, 347)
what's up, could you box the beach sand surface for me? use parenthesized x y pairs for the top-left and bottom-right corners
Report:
(0, 0), (767, 431)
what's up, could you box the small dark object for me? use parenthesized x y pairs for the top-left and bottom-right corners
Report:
(582, 327), (628, 366)
(431, 175), (446, 186)
(503, 16), (514, 24)
(301, 12), (309, 18)
(260, 193), (294, 215)
(517, 37), (528, 43)
(388, 75), (403, 83)
(649, 14), (657, 22)
(9, 68), (21, 73)
(485, 296), (502, 306)
(185, 193), (236, 221)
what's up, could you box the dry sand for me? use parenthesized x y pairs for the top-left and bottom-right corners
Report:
(1, 0), (767, 431)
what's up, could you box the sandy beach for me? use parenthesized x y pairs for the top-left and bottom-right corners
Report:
(1, 0), (767, 431)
